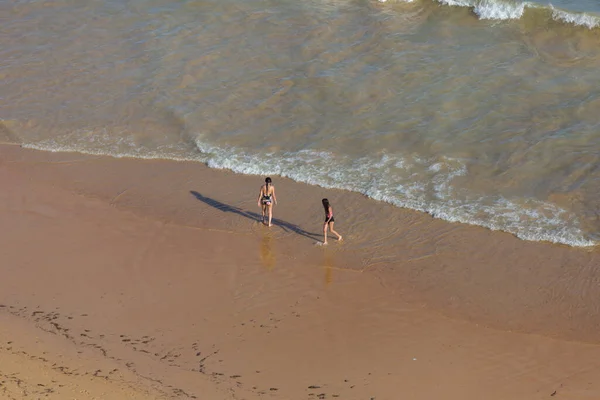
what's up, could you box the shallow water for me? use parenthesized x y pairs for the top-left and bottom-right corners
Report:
(2, 0), (600, 246)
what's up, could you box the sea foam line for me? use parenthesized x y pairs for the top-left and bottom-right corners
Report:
(193, 140), (595, 247)
(22, 138), (596, 248)
(380, 0), (600, 29)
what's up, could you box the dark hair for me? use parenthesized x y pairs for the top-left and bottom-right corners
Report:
(322, 198), (330, 214)
(265, 177), (271, 192)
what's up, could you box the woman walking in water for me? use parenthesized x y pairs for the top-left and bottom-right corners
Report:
(322, 198), (342, 245)
(257, 177), (277, 226)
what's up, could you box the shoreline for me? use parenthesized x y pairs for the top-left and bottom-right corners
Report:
(4, 144), (600, 341)
(2, 144), (600, 399)
(19, 141), (596, 249)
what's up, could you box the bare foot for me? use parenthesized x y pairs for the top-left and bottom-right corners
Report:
(323, 241), (328, 245)
(338, 236), (343, 241)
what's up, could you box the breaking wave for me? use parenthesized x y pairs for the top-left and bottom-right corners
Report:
(22, 135), (597, 248)
(380, 0), (600, 29)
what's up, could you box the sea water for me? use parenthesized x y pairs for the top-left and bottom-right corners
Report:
(2, 0), (600, 246)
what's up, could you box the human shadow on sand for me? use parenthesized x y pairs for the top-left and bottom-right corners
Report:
(190, 191), (321, 241)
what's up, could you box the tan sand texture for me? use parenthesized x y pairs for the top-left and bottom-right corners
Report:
(0, 312), (164, 399)
(1, 144), (600, 399)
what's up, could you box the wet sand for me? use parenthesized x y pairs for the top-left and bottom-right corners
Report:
(1, 144), (600, 399)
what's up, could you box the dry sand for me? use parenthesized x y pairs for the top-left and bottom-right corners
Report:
(1, 144), (600, 400)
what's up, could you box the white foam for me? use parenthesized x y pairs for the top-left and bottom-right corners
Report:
(21, 134), (202, 164)
(552, 7), (600, 29)
(473, 0), (526, 20)
(436, 0), (527, 19)
(21, 136), (596, 248)
(437, 0), (477, 8)
(390, 0), (600, 29)
(192, 138), (595, 248)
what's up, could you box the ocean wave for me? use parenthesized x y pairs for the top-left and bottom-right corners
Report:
(193, 139), (595, 247)
(551, 6), (600, 29)
(21, 136), (596, 248)
(380, 0), (600, 29)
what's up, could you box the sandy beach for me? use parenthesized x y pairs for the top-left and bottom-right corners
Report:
(2, 143), (600, 400)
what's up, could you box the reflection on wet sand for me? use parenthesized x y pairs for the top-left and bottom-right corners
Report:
(324, 250), (334, 286)
(260, 232), (275, 271)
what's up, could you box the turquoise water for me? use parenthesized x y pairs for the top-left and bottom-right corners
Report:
(2, 0), (600, 246)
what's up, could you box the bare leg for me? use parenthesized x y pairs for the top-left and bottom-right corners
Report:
(261, 203), (267, 224)
(329, 222), (343, 241)
(323, 222), (329, 245)
(267, 204), (273, 227)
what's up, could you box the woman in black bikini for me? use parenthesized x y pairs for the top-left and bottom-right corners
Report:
(322, 198), (342, 245)
(257, 177), (277, 226)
